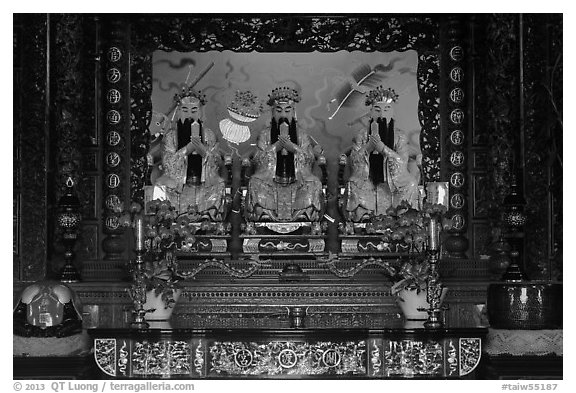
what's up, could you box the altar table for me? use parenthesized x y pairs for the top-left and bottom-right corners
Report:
(89, 321), (487, 379)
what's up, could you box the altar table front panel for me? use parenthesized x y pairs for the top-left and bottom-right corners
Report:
(90, 325), (486, 379)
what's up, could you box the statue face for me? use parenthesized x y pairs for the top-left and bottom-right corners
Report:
(178, 97), (202, 122)
(369, 101), (394, 121)
(272, 101), (295, 123)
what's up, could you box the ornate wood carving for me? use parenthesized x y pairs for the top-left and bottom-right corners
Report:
(101, 18), (130, 261)
(523, 14), (562, 280)
(442, 15), (469, 258)
(52, 14), (90, 275)
(485, 15), (520, 224)
(16, 14), (48, 281)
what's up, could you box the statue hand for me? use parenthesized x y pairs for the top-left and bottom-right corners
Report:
(189, 138), (207, 157)
(365, 138), (375, 153)
(280, 135), (296, 153)
(185, 142), (195, 155)
(369, 136), (384, 153)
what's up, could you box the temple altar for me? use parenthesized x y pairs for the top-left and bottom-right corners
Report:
(13, 13), (562, 382)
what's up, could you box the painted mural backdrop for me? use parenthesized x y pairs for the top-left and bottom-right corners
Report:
(152, 50), (420, 161)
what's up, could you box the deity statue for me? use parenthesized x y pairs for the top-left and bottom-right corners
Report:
(341, 86), (422, 222)
(152, 86), (229, 221)
(245, 87), (324, 222)
(376, 132), (422, 210)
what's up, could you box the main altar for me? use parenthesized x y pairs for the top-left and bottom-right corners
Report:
(14, 13), (563, 381)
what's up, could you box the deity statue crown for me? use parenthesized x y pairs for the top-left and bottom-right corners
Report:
(365, 86), (399, 106)
(173, 85), (207, 106)
(266, 86), (301, 106)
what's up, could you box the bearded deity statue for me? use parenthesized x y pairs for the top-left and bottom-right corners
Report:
(341, 87), (422, 222)
(152, 86), (229, 221)
(244, 87), (325, 223)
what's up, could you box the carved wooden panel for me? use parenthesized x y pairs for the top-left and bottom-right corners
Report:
(484, 14), (520, 216)
(472, 174), (491, 218)
(101, 18), (130, 261)
(83, 150), (98, 172)
(442, 16), (470, 258)
(472, 151), (488, 171)
(16, 14), (48, 281)
(80, 175), (97, 220)
(523, 14), (562, 279)
(471, 223), (491, 261)
(78, 224), (99, 262)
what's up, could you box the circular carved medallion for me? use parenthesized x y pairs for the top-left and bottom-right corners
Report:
(450, 109), (464, 125)
(107, 68), (121, 84)
(322, 349), (342, 368)
(278, 349), (298, 368)
(107, 89), (121, 104)
(106, 152), (121, 168)
(450, 87), (464, 104)
(107, 174), (120, 189)
(450, 67), (464, 83)
(450, 46), (464, 61)
(234, 349), (253, 368)
(450, 172), (465, 188)
(450, 130), (464, 146)
(107, 47), (122, 62)
(106, 195), (121, 211)
(107, 131), (121, 146)
(452, 214), (465, 230)
(107, 110), (121, 124)
(450, 151), (465, 167)
(450, 194), (465, 209)
(105, 215), (119, 230)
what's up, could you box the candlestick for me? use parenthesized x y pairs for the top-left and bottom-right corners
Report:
(129, 248), (149, 329)
(429, 217), (439, 251)
(134, 214), (145, 251)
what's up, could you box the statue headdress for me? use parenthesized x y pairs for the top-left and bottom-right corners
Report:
(173, 85), (207, 106)
(166, 62), (214, 121)
(365, 86), (399, 106)
(267, 86), (301, 106)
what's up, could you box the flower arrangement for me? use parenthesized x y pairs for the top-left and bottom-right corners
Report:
(366, 200), (452, 297)
(118, 199), (231, 309)
(115, 200), (179, 309)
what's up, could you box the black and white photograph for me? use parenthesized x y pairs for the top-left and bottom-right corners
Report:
(10, 6), (565, 389)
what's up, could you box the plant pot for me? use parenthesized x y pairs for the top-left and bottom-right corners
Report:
(143, 289), (181, 321)
(396, 287), (448, 320)
(487, 281), (562, 329)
